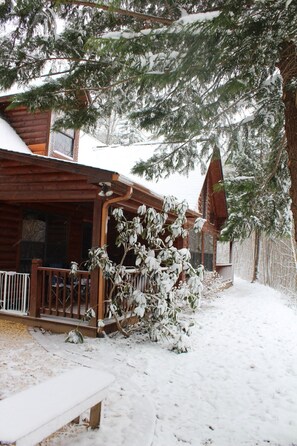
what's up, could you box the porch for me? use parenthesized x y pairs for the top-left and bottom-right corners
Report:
(0, 256), (234, 337)
(0, 148), (231, 335)
(0, 260), (145, 336)
(0, 149), (195, 335)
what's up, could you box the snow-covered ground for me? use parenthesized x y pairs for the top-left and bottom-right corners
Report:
(1, 277), (297, 446)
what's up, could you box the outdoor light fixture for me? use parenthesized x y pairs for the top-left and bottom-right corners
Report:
(98, 182), (114, 197)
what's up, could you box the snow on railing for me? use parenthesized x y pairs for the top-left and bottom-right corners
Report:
(0, 271), (30, 314)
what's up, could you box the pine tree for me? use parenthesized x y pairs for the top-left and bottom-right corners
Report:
(220, 115), (291, 281)
(221, 111), (291, 242)
(1, 1), (297, 237)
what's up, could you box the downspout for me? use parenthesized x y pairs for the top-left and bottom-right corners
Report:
(98, 186), (133, 320)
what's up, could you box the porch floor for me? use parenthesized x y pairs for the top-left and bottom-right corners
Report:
(0, 310), (125, 337)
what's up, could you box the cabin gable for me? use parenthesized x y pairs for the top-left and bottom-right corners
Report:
(0, 97), (79, 161)
(199, 153), (228, 232)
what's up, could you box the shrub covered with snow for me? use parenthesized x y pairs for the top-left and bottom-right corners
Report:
(88, 196), (204, 352)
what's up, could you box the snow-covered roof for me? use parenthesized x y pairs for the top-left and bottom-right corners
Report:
(0, 117), (31, 154)
(79, 133), (206, 212)
(0, 79), (47, 98)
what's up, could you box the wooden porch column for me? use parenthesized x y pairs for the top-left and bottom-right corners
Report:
(29, 259), (42, 318)
(90, 197), (103, 325)
(201, 232), (205, 266)
(98, 186), (133, 322)
(213, 235), (217, 271)
(91, 187), (133, 325)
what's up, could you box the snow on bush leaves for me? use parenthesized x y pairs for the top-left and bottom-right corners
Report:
(87, 196), (204, 352)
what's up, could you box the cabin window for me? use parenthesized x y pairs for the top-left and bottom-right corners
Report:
(20, 211), (69, 272)
(22, 216), (46, 243)
(188, 229), (202, 269)
(50, 128), (75, 158)
(203, 232), (214, 271)
(20, 212), (46, 273)
(49, 112), (76, 159)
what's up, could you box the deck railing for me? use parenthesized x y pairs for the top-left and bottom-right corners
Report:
(104, 267), (163, 319)
(0, 271), (30, 314)
(33, 264), (91, 320)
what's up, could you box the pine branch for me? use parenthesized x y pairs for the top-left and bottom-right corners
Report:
(163, 0), (176, 19)
(34, 57), (98, 64)
(38, 69), (72, 78)
(62, 1), (174, 26)
(262, 136), (286, 189)
(41, 74), (140, 93)
(3, 57), (99, 71)
(85, 75), (140, 91)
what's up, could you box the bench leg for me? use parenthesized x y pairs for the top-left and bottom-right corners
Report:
(89, 402), (102, 429)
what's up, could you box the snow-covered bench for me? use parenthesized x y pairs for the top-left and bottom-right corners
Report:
(0, 367), (114, 445)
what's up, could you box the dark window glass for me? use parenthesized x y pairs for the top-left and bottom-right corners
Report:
(82, 223), (92, 262)
(188, 229), (202, 269)
(20, 212), (46, 272)
(204, 233), (214, 271)
(51, 130), (75, 158)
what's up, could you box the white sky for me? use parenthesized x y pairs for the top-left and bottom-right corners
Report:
(79, 133), (206, 211)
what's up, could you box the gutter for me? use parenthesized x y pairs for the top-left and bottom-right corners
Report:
(98, 186), (133, 319)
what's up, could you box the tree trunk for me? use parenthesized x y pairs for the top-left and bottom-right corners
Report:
(278, 42), (297, 241)
(252, 229), (260, 283)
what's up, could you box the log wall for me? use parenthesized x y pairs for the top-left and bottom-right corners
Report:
(2, 106), (51, 156)
(0, 203), (21, 271)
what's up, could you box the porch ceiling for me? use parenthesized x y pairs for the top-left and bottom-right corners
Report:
(0, 149), (199, 219)
(0, 148), (114, 202)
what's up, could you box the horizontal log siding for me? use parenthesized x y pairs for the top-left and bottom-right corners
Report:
(0, 203), (21, 271)
(3, 106), (51, 155)
(67, 220), (83, 264)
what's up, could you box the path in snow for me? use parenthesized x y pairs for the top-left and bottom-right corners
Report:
(28, 278), (297, 445)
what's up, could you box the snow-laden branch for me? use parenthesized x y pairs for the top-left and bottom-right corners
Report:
(100, 10), (221, 40)
(62, 0), (174, 26)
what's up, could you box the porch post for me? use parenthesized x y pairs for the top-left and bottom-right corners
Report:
(201, 231), (205, 266)
(98, 186), (133, 322)
(213, 234), (217, 271)
(91, 186), (133, 326)
(90, 197), (103, 326)
(29, 258), (42, 318)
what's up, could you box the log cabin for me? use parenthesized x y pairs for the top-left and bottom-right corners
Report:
(0, 92), (230, 336)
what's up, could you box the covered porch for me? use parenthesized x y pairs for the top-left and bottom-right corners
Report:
(0, 148), (197, 335)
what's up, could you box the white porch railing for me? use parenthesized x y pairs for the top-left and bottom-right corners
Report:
(0, 271), (30, 314)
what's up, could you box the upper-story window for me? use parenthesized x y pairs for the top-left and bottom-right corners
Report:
(49, 112), (76, 160)
(50, 128), (75, 158)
